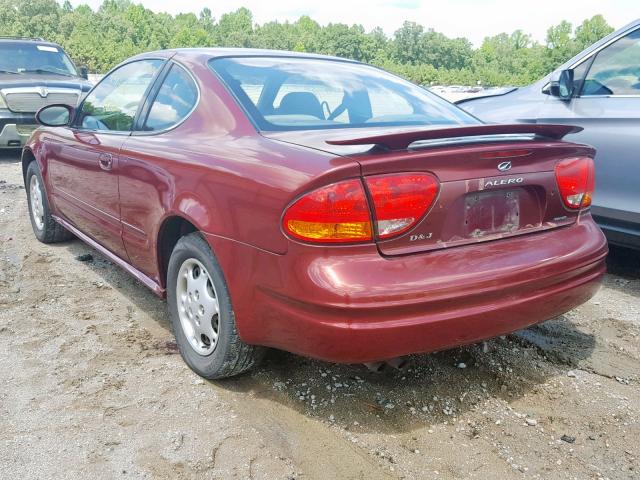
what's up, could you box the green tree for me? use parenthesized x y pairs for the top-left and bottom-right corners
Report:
(575, 15), (614, 50)
(0, 0), (618, 87)
(215, 7), (253, 47)
(315, 23), (368, 60)
(291, 15), (321, 52)
(361, 27), (389, 63)
(422, 30), (473, 69)
(391, 21), (424, 64)
(252, 21), (296, 50)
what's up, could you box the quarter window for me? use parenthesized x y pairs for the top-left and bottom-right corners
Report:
(143, 64), (198, 131)
(581, 28), (640, 96)
(77, 59), (163, 132)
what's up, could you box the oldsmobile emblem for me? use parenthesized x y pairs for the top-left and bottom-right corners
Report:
(497, 161), (512, 172)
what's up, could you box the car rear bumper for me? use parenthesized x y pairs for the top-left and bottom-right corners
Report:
(206, 215), (608, 363)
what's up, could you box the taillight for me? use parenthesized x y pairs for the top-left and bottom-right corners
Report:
(365, 173), (439, 238)
(282, 173), (440, 244)
(555, 157), (595, 209)
(283, 179), (372, 243)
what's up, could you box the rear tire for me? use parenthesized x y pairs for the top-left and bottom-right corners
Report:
(167, 232), (264, 379)
(25, 161), (73, 243)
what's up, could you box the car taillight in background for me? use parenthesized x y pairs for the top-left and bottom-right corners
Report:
(555, 157), (595, 209)
(282, 173), (440, 243)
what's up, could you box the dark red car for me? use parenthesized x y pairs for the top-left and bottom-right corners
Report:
(24, 49), (607, 378)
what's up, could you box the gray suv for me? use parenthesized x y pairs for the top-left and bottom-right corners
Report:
(0, 37), (92, 149)
(459, 19), (640, 250)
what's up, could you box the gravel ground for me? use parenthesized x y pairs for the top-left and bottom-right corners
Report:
(1, 151), (639, 480)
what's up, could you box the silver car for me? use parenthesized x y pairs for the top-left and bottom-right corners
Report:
(459, 19), (640, 249)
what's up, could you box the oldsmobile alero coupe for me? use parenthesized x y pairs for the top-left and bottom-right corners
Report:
(23, 48), (608, 378)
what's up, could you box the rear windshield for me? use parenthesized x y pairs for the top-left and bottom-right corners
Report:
(209, 56), (478, 131)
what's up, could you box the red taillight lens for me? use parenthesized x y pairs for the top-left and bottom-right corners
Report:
(365, 173), (439, 239)
(555, 157), (595, 209)
(283, 179), (372, 243)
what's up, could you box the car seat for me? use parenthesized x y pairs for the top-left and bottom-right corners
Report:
(277, 92), (325, 119)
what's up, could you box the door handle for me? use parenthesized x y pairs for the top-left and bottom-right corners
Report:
(98, 153), (113, 171)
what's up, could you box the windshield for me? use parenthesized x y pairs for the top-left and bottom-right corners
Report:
(0, 43), (78, 76)
(209, 56), (478, 131)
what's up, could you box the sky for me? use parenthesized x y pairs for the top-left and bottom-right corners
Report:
(67, 0), (639, 46)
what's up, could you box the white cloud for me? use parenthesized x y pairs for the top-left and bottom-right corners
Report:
(68, 0), (638, 46)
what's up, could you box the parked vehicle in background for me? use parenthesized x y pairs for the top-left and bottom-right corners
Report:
(23, 49), (607, 379)
(458, 19), (640, 250)
(0, 36), (91, 149)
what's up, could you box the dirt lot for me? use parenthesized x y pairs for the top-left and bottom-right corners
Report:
(0, 152), (639, 480)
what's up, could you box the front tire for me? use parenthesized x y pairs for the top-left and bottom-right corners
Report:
(167, 233), (264, 379)
(25, 161), (73, 243)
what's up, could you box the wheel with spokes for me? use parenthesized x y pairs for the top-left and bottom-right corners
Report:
(167, 233), (264, 379)
(25, 161), (73, 243)
(176, 258), (220, 356)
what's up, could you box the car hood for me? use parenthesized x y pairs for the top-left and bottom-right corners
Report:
(0, 73), (92, 91)
(454, 87), (518, 105)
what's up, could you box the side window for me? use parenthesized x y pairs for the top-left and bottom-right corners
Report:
(581, 28), (640, 96)
(77, 59), (163, 132)
(143, 64), (198, 131)
(570, 59), (591, 94)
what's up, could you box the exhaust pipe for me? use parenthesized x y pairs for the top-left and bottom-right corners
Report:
(386, 357), (409, 371)
(363, 357), (408, 373)
(363, 361), (385, 373)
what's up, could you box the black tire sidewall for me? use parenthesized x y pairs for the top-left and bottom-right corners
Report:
(167, 233), (239, 378)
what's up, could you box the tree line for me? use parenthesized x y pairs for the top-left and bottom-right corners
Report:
(0, 0), (615, 86)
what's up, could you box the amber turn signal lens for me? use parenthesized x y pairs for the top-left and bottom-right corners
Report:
(283, 173), (440, 243)
(286, 220), (372, 241)
(283, 179), (373, 243)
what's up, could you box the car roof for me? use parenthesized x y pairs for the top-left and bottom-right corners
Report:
(130, 47), (363, 65)
(0, 37), (62, 48)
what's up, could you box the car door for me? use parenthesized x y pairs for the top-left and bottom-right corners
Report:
(534, 27), (640, 230)
(117, 62), (200, 282)
(48, 59), (165, 259)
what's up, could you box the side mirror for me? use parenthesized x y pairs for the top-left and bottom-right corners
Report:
(78, 65), (88, 80)
(36, 104), (73, 127)
(549, 69), (575, 101)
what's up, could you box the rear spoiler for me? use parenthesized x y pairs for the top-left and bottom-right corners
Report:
(326, 124), (583, 151)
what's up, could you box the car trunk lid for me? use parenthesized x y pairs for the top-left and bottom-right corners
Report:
(265, 124), (593, 255)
